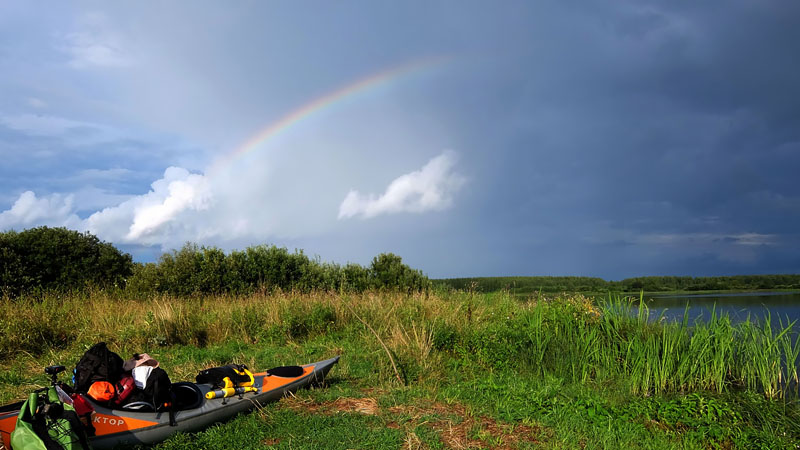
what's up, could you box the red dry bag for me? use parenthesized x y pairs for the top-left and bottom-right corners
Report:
(112, 375), (135, 406)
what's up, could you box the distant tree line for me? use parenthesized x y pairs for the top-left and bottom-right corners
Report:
(436, 274), (800, 294)
(436, 276), (611, 293)
(5, 227), (798, 297)
(612, 275), (800, 292)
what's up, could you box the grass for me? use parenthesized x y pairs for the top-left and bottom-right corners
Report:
(1, 290), (799, 448)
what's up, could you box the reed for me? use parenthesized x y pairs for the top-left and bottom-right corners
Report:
(778, 317), (800, 396)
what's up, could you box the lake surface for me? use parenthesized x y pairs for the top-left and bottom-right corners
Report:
(642, 291), (800, 325)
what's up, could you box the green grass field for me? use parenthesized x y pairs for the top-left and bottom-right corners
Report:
(1, 291), (799, 449)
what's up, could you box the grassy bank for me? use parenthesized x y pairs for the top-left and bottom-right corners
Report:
(1, 291), (799, 448)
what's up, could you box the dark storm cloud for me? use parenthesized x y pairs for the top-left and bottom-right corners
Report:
(0, 121), (197, 215)
(407, 0), (800, 277)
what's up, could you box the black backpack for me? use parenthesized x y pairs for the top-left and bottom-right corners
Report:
(123, 367), (176, 425)
(73, 342), (124, 393)
(125, 368), (172, 407)
(196, 364), (252, 389)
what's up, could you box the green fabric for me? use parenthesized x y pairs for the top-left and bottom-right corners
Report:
(10, 387), (91, 450)
(11, 392), (47, 450)
(47, 388), (59, 404)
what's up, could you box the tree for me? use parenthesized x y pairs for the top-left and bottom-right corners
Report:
(0, 227), (133, 296)
(369, 253), (430, 292)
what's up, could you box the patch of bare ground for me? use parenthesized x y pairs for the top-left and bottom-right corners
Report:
(390, 402), (542, 449)
(281, 394), (545, 449)
(282, 394), (380, 415)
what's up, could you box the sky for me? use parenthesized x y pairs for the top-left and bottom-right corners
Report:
(1, 1), (799, 279)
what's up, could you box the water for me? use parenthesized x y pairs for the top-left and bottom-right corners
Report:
(642, 291), (800, 325)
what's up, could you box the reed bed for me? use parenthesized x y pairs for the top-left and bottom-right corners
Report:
(596, 297), (800, 398)
(1, 290), (797, 400)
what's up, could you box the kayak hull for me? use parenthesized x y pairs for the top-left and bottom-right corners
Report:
(0, 356), (339, 449)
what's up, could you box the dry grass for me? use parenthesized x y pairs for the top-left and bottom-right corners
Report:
(1, 290), (456, 356)
(281, 393), (545, 449)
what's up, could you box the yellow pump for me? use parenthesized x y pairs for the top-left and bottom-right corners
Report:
(205, 386), (258, 399)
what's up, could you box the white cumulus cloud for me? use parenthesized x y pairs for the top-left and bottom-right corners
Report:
(127, 168), (211, 239)
(338, 151), (466, 220)
(0, 149), (465, 248)
(0, 191), (81, 230)
(0, 168), (211, 245)
(86, 167), (211, 243)
(0, 117), (463, 249)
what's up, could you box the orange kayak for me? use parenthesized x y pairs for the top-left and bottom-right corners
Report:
(0, 356), (339, 449)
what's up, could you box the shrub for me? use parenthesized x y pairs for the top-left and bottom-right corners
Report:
(461, 319), (529, 370)
(369, 253), (430, 292)
(1, 228), (432, 297)
(0, 227), (133, 296)
(124, 245), (431, 296)
(125, 262), (161, 296)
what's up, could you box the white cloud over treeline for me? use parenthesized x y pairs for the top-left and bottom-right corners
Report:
(0, 191), (81, 230)
(85, 167), (211, 243)
(0, 151), (465, 248)
(338, 151), (465, 219)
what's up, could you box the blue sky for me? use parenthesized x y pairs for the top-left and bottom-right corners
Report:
(1, 1), (799, 279)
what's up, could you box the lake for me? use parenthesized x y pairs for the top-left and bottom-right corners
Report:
(641, 291), (800, 325)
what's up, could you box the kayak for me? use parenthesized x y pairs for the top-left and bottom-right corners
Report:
(0, 356), (339, 449)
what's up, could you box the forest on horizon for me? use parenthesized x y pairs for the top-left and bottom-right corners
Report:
(2, 226), (799, 296)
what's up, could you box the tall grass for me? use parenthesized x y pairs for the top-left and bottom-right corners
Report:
(1, 290), (797, 400)
(590, 296), (798, 399)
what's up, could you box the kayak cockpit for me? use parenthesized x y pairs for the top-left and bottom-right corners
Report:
(107, 382), (204, 413)
(172, 382), (204, 411)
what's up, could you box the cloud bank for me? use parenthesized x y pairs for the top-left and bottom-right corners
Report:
(84, 166), (211, 242)
(0, 151), (465, 249)
(338, 151), (465, 220)
(0, 191), (81, 230)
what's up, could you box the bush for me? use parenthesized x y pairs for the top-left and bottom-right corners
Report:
(0, 227), (133, 296)
(125, 245), (431, 296)
(369, 253), (431, 292)
(0, 227), (432, 297)
(461, 319), (529, 370)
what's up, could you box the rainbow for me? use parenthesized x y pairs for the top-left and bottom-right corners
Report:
(209, 56), (450, 176)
